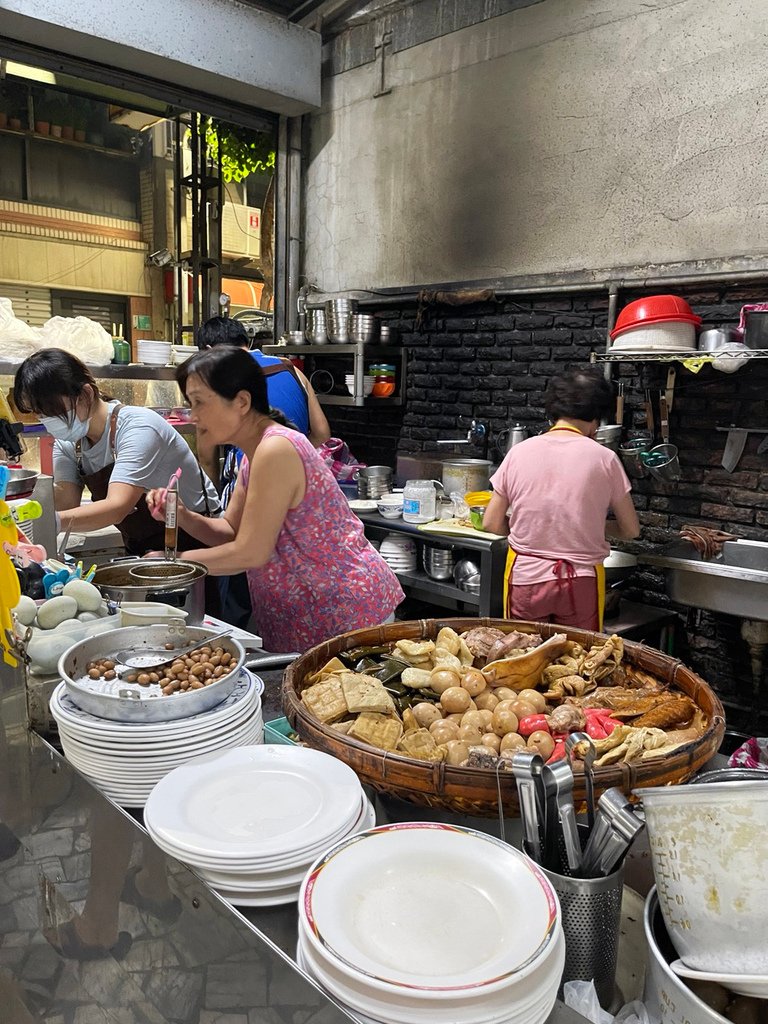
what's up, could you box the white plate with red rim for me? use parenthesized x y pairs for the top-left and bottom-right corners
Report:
(299, 822), (559, 994)
(296, 929), (564, 1024)
(144, 745), (363, 860)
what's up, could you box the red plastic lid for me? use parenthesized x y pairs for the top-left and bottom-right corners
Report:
(610, 295), (701, 339)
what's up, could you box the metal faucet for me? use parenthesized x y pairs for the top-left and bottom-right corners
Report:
(436, 419), (489, 460)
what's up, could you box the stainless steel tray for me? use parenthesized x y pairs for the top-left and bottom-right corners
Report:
(58, 624), (245, 723)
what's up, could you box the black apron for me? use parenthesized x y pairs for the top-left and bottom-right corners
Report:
(76, 404), (211, 558)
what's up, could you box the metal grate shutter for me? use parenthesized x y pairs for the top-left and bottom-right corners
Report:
(0, 284), (52, 326)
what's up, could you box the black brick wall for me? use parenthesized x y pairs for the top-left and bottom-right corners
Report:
(326, 285), (768, 729)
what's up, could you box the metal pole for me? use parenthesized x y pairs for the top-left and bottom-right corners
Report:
(173, 117), (183, 344)
(287, 116), (303, 331)
(273, 116), (289, 337)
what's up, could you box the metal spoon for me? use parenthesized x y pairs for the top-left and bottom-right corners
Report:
(115, 629), (232, 671)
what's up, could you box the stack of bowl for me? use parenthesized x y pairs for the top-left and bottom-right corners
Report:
(423, 544), (455, 580)
(137, 340), (172, 366)
(350, 314), (378, 344)
(345, 375), (375, 396)
(454, 558), (481, 594)
(609, 296), (702, 353)
(379, 324), (399, 346)
(297, 822), (564, 1024)
(356, 466), (393, 500)
(305, 309), (328, 344)
(325, 298), (359, 343)
(379, 534), (417, 573)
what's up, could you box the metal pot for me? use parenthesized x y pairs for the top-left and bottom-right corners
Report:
(440, 458), (493, 497)
(6, 468), (38, 498)
(644, 889), (729, 1024)
(91, 559), (207, 624)
(698, 327), (738, 352)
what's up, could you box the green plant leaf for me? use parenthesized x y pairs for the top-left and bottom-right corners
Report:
(203, 118), (275, 183)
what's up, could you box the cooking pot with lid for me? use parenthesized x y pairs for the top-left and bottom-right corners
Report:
(91, 558), (207, 624)
(440, 459), (493, 498)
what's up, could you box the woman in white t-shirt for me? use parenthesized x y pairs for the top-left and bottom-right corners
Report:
(483, 368), (640, 630)
(13, 349), (219, 556)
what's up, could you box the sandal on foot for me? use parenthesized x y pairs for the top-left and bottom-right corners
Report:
(47, 919), (133, 961)
(121, 865), (182, 923)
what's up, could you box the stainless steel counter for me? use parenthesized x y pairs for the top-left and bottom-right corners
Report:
(0, 651), (588, 1024)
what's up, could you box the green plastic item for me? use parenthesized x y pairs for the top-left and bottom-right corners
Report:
(263, 717), (299, 745)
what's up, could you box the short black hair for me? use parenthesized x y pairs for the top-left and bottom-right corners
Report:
(177, 347), (293, 429)
(196, 316), (249, 349)
(544, 367), (614, 423)
(14, 349), (103, 417)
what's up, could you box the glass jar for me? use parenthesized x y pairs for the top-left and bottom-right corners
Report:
(403, 479), (439, 524)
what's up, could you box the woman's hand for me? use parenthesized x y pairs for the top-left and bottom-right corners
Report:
(146, 488), (186, 523)
(145, 488), (166, 522)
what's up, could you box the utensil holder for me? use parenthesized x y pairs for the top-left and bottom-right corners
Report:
(543, 863), (625, 1009)
(619, 439), (650, 480)
(642, 443), (681, 482)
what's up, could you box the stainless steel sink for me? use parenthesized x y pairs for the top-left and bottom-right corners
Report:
(641, 540), (768, 620)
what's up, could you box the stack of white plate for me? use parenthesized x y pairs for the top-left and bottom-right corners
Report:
(51, 670), (263, 809)
(171, 344), (197, 365)
(143, 745), (375, 907)
(137, 340), (172, 366)
(379, 534), (417, 573)
(297, 823), (564, 1024)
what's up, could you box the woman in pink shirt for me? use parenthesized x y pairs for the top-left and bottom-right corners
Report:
(483, 368), (640, 631)
(147, 347), (403, 652)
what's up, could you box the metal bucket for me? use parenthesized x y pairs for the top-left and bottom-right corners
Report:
(644, 889), (729, 1024)
(91, 559), (207, 624)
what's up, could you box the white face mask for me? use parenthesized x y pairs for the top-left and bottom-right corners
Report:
(39, 413), (90, 443)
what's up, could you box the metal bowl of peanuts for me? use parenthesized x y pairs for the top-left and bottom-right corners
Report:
(57, 624), (246, 723)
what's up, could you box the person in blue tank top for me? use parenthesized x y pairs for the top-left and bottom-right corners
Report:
(196, 315), (331, 628)
(196, 316), (330, 505)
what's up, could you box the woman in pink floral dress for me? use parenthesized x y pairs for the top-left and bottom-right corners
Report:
(147, 347), (403, 652)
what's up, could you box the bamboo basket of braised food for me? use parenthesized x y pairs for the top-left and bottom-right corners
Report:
(282, 618), (725, 817)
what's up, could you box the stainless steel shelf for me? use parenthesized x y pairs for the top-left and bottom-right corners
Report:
(263, 344), (402, 356)
(393, 568), (480, 607)
(594, 349), (768, 363)
(0, 361), (178, 381)
(263, 343), (406, 409)
(318, 394), (403, 407)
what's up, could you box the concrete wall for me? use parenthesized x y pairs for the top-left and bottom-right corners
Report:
(303, 0), (768, 292)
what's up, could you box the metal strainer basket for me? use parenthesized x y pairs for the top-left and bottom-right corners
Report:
(543, 862), (625, 1008)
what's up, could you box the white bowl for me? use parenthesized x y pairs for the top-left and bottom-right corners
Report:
(639, 781), (768, 974)
(377, 505), (403, 519)
(609, 322), (696, 352)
